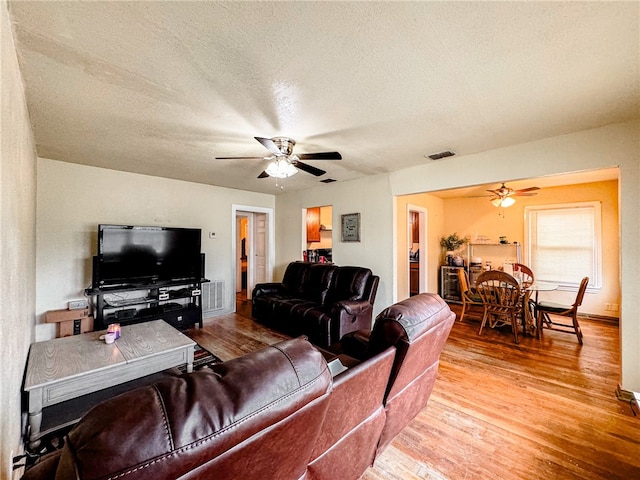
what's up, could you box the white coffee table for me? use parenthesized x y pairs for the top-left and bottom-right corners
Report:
(23, 320), (195, 448)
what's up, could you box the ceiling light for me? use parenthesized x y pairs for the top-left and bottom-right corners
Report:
(265, 158), (298, 178)
(491, 196), (515, 208)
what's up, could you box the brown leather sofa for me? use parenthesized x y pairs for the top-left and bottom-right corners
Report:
(252, 261), (379, 347)
(23, 293), (455, 480)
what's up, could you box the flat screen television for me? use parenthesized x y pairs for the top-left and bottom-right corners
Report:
(96, 224), (202, 287)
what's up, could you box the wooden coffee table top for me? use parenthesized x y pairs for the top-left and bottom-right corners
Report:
(25, 320), (194, 390)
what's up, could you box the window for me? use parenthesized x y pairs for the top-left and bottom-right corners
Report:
(524, 202), (601, 290)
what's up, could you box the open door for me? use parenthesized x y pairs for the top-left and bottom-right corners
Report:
(233, 205), (274, 312)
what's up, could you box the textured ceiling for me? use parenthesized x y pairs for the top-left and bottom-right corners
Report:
(8, 1), (639, 194)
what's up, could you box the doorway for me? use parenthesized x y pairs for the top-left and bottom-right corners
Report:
(408, 205), (427, 296)
(232, 205), (274, 313)
(303, 205), (333, 262)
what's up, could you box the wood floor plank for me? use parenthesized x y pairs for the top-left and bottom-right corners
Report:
(186, 299), (640, 479)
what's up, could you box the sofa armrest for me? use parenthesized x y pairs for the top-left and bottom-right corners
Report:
(329, 300), (374, 346)
(252, 282), (283, 297)
(334, 300), (371, 315)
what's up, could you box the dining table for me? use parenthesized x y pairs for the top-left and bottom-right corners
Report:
(522, 281), (559, 336)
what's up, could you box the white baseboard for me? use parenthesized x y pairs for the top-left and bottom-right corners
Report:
(616, 384), (636, 402)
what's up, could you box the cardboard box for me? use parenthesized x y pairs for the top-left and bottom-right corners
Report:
(45, 308), (93, 337)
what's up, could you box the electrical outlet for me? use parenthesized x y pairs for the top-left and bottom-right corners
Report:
(605, 303), (611, 311)
(611, 303), (619, 312)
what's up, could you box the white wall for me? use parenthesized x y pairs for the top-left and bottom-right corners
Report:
(35, 159), (275, 340)
(0, 1), (38, 476)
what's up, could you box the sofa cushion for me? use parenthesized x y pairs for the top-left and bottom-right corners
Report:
(326, 267), (372, 304)
(281, 261), (310, 295)
(300, 263), (337, 304)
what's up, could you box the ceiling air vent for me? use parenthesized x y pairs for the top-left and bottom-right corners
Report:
(426, 150), (456, 160)
(320, 178), (337, 183)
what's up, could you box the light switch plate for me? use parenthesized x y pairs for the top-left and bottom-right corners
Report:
(68, 299), (88, 310)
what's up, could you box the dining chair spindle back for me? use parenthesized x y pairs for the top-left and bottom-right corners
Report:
(476, 270), (522, 344)
(513, 263), (535, 289)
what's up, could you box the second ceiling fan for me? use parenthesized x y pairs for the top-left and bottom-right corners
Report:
(216, 137), (342, 179)
(485, 182), (539, 207)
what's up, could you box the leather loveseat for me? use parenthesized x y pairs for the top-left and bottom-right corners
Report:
(23, 293), (455, 480)
(252, 261), (379, 347)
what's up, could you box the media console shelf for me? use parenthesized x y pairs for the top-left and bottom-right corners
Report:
(85, 279), (207, 331)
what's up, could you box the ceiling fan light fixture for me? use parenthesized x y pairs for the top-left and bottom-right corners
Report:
(265, 158), (298, 178)
(491, 196), (515, 208)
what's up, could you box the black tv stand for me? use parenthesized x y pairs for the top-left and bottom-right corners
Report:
(85, 278), (207, 331)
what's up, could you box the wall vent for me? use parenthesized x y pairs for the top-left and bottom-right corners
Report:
(426, 150), (456, 160)
(202, 280), (224, 314)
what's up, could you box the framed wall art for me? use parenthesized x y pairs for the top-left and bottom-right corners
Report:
(341, 213), (361, 242)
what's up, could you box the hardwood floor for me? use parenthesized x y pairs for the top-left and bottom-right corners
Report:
(186, 300), (640, 480)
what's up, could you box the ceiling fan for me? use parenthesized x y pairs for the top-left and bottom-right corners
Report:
(215, 137), (342, 179)
(485, 182), (540, 207)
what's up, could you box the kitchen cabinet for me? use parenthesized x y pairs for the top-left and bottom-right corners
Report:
(306, 207), (321, 242)
(410, 211), (419, 243)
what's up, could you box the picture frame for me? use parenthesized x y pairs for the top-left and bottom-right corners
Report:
(341, 213), (361, 242)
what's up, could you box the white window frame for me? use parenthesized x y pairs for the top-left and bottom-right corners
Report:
(524, 201), (601, 291)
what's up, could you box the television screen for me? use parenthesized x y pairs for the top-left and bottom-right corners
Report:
(97, 225), (202, 287)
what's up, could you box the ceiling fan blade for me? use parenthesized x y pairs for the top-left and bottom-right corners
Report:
(215, 156), (265, 160)
(514, 192), (538, 196)
(255, 137), (285, 157)
(514, 186), (540, 193)
(297, 152), (342, 160)
(257, 171), (270, 179)
(292, 160), (326, 177)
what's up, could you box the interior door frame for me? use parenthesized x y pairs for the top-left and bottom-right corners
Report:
(231, 205), (274, 312)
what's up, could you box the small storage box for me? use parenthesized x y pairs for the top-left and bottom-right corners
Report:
(45, 308), (93, 338)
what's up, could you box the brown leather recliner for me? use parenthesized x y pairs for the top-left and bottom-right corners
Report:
(340, 292), (456, 457)
(307, 293), (456, 479)
(22, 338), (333, 480)
(252, 261), (379, 347)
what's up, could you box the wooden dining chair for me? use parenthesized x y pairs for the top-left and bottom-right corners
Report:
(536, 276), (589, 345)
(475, 270), (522, 344)
(513, 263), (534, 288)
(513, 262), (535, 329)
(457, 268), (483, 322)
